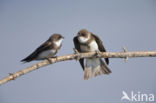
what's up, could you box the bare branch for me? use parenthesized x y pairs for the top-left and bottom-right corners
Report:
(122, 46), (128, 62)
(0, 51), (156, 86)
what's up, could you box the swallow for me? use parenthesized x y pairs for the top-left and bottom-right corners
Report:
(73, 29), (111, 80)
(21, 34), (64, 62)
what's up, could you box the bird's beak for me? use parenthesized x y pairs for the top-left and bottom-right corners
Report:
(62, 36), (65, 39)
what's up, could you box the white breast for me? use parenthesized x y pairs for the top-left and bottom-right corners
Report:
(89, 40), (99, 51)
(78, 36), (90, 43)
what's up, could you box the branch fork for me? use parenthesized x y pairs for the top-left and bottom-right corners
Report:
(123, 46), (128, 62)
(9, 73), (16, 80)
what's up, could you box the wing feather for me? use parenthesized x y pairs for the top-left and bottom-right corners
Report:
(73, 37), (85, 70)
(92, 33), (109, 65)
(21, 40), (53, 62)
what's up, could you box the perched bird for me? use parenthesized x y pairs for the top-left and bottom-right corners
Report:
(21, 34), (64, 62)
(73, 29), (111, 80)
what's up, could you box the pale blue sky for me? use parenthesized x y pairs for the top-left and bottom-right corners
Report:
(0, 0), (156, 103)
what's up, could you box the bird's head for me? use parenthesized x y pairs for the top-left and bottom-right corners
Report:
(49, 34), (64, 46)
(77, 29), (91, 43)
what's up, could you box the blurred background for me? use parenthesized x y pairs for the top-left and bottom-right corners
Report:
(0, 0), (156, 103)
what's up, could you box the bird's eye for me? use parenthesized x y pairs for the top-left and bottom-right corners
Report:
(56, 37), (60, 40)
(81, 33), (85, 36)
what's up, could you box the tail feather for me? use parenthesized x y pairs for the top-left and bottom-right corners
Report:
(21, 52), (37, 62)
(84, 58), (111, 80)
(21, 56), (33, 62)
(100, 59), (112, 74)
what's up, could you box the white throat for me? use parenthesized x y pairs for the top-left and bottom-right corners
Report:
(55, 38), (63, 46)
(78, 35), (90, 43)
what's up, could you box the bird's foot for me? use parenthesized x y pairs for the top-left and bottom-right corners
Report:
(46, 58), (52, 64)
(73, 48), (80, 61)
(46, 56), (58, 64)
(95, 51), (101, 58)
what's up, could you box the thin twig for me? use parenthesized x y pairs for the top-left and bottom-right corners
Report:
(0, 50), (156, 86)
